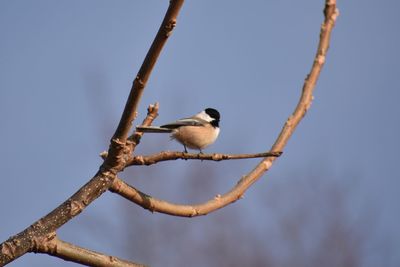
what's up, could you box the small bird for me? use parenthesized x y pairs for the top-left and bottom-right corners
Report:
(136, 108), (220, 153)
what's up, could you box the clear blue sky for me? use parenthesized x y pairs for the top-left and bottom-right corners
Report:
(1, 1), (399, 266)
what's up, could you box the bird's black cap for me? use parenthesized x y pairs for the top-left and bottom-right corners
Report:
(205, 108), (220, 127)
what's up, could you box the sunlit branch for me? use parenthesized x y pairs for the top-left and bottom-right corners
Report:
(110, 177), (243, 217)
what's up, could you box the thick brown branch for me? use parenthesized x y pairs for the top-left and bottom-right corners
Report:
(127, 151), (282, 166)
(112, 0), (185, 142)
(0, 170), (119, 266)
(0, 1), (185, 265)
(33, 234), (147, 267)
(111, 0), (339, 217)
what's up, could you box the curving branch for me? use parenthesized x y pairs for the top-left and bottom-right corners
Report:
(109, 0), (339, 217)
(0, 0), (184, 265)
(268, 0), (339, 154)
(110, 177), (243, 217)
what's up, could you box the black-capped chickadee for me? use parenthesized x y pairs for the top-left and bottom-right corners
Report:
(136, 108), (220, 153)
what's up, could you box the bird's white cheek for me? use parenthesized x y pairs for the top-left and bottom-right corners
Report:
(196, 111), (213, 122)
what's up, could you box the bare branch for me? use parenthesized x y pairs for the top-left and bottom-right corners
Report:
(110, 0), (339, 217)
(112, 1), (185, 142)
(0, 170), (120, 266)
(126, 151), (282, 166)
(110, 177), (241, 217)
(33, 234), (147, 267)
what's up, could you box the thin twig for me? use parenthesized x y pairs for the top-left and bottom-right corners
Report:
(128, 102), (160, 145)
(100, 103), (160, 160)
(0, 1), (185, 265)
(111, 0), (339, 217)
(127, 151), (282, 166)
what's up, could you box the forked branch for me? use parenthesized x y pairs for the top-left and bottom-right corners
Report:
(110, 0), (339, 217)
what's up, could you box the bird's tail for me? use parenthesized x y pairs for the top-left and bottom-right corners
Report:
(136, 126), (173, 133)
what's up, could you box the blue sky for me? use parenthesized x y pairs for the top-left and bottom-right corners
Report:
(1, 1), (399, 266)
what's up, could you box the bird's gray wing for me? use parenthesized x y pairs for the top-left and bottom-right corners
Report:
(161, 118), (204, 129)
(136, 126), (173, 133)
